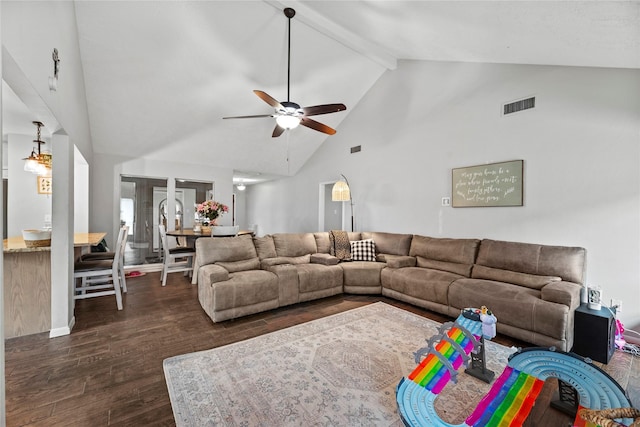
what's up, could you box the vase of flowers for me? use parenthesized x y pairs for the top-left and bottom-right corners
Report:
(196, 200), (229, 228)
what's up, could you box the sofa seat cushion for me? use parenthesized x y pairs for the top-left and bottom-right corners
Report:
(295, 264), (343, 293)
(341, 261), (386, 287)
(381, 267), (460, 305)
(211, 270), (279, 311)
(449, 278), (569, 340)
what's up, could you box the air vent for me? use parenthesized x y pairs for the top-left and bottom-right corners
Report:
(503, 97), (535, 115)
(350, 145), (362, 154)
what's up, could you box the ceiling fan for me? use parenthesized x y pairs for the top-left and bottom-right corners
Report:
(223, 7), (347, 138)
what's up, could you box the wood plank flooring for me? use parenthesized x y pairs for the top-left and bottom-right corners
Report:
(3, 272), (632, 426)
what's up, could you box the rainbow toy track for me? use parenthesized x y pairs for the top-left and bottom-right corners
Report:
(396, 314), (635, 427)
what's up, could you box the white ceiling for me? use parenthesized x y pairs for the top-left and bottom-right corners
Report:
(4, 1), (640, 184)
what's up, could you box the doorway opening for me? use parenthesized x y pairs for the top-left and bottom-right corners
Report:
(319, 181), (343, 232)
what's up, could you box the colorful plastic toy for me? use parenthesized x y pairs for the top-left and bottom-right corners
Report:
(396, 309), (635, 427)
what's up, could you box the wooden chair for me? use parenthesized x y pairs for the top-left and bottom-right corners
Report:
(159, 224), (196, 286)
(73, 226), (128, 310)
(79, 226), (129, 292)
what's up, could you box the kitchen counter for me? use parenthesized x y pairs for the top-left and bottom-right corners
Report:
(3, 232), (106, 253)
(3, 232), (106, 338)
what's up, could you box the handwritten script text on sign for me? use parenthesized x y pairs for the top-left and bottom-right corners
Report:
(452, 160), (523, 207)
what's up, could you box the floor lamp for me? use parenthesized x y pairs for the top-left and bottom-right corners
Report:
(331, 174), (354, 232)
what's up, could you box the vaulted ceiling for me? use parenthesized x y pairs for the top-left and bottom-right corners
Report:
(6, 1), (640, 184)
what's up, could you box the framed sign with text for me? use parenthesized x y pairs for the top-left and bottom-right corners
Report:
(452, 160), (523, 207)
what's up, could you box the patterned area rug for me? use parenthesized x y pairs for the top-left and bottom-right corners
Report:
(163, 302), (516, 426)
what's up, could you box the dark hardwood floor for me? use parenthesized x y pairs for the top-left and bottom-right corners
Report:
(4, 272), (592, 426)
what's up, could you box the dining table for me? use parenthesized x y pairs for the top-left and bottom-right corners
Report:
(166, 229), (254, 239)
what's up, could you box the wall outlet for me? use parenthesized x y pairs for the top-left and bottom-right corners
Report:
(441, 197), (451, 207)
(611, 299), (622, 313)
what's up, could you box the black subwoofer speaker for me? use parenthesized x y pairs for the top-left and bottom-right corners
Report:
(572, 303), (616, 364)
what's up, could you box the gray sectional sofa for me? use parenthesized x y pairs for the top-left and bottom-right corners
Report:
(195, 231), (586, 351)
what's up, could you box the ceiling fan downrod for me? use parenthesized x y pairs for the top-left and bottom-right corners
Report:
(222, 6), (346, 137)
(284, 8), (295, 103)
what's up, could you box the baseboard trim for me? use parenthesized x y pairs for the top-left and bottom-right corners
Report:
(124, 264), (162, 273)
(49, 316), (75, 338)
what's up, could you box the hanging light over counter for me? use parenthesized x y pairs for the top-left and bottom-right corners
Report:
(23, 121), (52, 177)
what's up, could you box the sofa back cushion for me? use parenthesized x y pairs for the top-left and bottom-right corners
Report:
(476, 239), (586, 284)
(347, 231), (362, 241)
(471, 265), (561, 290)
(415, 257), (472, 277)
(361, 232), (413, 256)
(313, 232), (331, 254)
(410, 235), (480, 277)
(196, 235), (259, 271)
(272, 233), (318, 257)
(253, 235), (277, 260)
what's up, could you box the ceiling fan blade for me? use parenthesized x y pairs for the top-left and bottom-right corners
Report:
(272, 124), (286, 138)
(222, 114), (274, 119)
(301, 104), (347, 117)
(254, 90), (284, 110)
(300, 117), (336, 135)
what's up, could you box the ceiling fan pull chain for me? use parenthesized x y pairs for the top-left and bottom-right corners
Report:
(286, 132), (290, 175)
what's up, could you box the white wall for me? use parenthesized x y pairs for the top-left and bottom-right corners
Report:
(91, 153), (234, 248)
(74, 146), (89, 233)
(234, 189), (247, 229)
(1, 1), (93, 162)
(247, 60), (640, 328)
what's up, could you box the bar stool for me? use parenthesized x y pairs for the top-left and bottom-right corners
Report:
(73, 226), (127, 310)
(79, 226), (129, 292)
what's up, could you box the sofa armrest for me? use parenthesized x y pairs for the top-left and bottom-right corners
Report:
(264, 264), (299, 306)
(384, 255), (416, 269)
(197, 264), (229, 286)
(261, 257), (293, 269)
(310, 253), (339, 266)
(541, 281), (582, 310)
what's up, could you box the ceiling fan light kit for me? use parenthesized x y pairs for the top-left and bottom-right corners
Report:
(223, 8), (346, 137)
(276, 114), (301, 130)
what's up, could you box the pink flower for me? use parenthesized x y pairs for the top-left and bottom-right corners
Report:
(196, 199), (229, 222)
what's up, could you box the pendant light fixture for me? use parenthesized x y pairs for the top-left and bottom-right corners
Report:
(23, 121), (52, 176)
